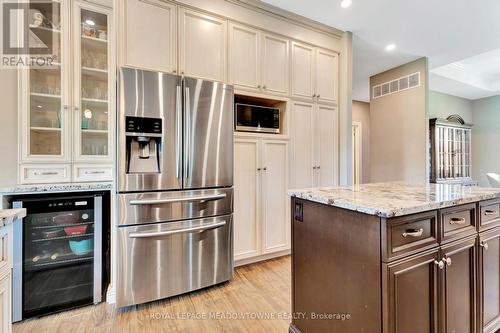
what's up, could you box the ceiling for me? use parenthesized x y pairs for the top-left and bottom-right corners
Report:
(262, 0), (500, 102)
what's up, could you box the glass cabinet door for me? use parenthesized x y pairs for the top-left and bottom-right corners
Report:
(26, 0), (69, 159)
(74, 2), (112, 160)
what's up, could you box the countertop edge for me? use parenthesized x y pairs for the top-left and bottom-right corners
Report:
(0, 208), (26, 227)
(0, 182), (113, 195)
(288, 190), (500, 218)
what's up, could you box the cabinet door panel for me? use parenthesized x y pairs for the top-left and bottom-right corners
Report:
(316, 49), (338, 104)
(291, 42), (314, 99)
(261, 34), (289, 95)
(179, 9), (226, 81)
(262, 140), (289, 254)
(479, 229), (500, 333)
(0, 275), (11, 333)
(234, 139), (260, 260)
(384, 250), (439, 333)
(291, 102), (314, 189)
(124, 0), (176, 73)
(316, 104), (337, 187)
(229, 23), (260, 90)
(441, 237), (476, 333)
(21, 0), (70, 162)
(73, 2), (113, 162)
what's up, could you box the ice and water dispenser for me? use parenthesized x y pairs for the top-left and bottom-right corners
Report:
(125, 116), (162, 173)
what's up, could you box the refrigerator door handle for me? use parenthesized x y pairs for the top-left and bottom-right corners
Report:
(176, 85), (182, 180)
(128, 221), (226, 238)
(184, 85), (191, 182)
(129, 193), (227, 205)
(93, 196), (103, 304)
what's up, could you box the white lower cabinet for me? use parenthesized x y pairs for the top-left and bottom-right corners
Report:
(234, 138), (290, 262)
(0, 274), (11, 333)
(291, 101), (338, 188)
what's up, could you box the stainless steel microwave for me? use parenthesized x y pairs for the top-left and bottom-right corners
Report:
(235, 103), (280, 134)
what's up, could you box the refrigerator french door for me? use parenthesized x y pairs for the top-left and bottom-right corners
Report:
(116, 67), (234, 307)
(12, 194), (102, 321)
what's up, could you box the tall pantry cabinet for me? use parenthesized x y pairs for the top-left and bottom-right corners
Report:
(19, 0), (114, 184)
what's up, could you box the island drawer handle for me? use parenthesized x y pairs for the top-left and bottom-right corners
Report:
(449, 217), (466, 225)
(485, 210), (498, 216)
(34, 171), (58, 176)
(402, 228), (424, 238)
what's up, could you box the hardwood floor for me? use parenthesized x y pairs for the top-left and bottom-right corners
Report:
(14, 256), (291, 333)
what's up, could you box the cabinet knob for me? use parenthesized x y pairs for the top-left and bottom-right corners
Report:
(480, 241), (489, 251)
(173, 69), (177, 73)
(257, 168), (261, 171)
(63, 105), (69, 111)
(257, 85), (261, 89)
(263, 167), (267, 171)
(263, 85), (266, 89)
(317, 94), (321, 98)
(443, 257), (452, 266)
(434, 260), (445, 270)
(313, 166), (317, 170)
(312, 94), (316, 98)
(317, 166), (321, 170)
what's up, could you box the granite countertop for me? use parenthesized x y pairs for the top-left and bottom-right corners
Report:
(0, 182), (113, 195)
(289, 182), (500, 218)
(0, 208), (26, 227)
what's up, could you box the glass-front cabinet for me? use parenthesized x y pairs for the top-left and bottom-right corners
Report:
(430, 117), (474, 185)
(19, 0), (113, 184)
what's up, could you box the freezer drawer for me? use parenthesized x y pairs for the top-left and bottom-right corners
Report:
(116, 215), (233, 307)
(118, 188), (233, 226)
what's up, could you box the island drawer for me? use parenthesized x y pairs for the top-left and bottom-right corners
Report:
(440, 203), (477, 243)
(479, 199), (500, 231)
(383, 211), (438, 262)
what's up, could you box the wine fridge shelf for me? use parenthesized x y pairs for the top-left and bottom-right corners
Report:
(31, 221), (94, 230)
(32, 233), (94, 243)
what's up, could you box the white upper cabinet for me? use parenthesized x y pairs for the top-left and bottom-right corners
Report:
(73, 1), (113, 163)
(315, 48), (338, 104)
(316, 104), (337, 187)
(234, 139), (261, 261)
(261, 33), (289, 95)
(290, 101), (315, 189)
(291, 42), (315, 99)
(123, 0), (176, 73)
(261, 140), (289, 254)
(179, 9), (227, 82)
(229, 23), (260, 90)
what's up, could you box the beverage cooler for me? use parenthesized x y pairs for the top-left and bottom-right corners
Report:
(11, 193), (108, 321)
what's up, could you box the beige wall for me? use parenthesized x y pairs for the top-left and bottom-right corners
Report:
(352, 100), (370, 183)
(369, 57), (428, 183)
(0, 69), (19, 188)
(471, 95), (500, 186)
(429, 90), (473, 124)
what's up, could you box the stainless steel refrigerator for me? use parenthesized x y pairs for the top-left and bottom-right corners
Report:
(116, 67), (234, 307)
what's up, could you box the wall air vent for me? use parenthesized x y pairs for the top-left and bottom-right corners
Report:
(372, 72), (421, 100)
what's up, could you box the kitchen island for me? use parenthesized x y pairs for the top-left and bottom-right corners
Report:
(289, 182), (500, 333)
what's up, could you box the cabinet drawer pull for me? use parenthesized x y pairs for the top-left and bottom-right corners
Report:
(449, 217), (466, 225)
(485, 210), (498, 216)
(480, 241), (489, 251)
(434, 260), (445, 269)
(85, 171), (106, 175)
(34, 171), (58, 176)
(443, 257), (452, 266)
(402, 228), (424, 238)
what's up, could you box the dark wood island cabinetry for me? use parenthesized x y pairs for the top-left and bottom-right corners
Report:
(289, 182), (500, 333)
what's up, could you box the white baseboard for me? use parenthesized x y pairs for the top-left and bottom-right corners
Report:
(234, 249), (290, 267)
(106, 284), (116, 304)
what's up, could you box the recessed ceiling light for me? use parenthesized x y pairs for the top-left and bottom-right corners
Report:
(85, 19), (95, 26)
(340, 0), (352, 8)
(385, 43), (396, 51)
